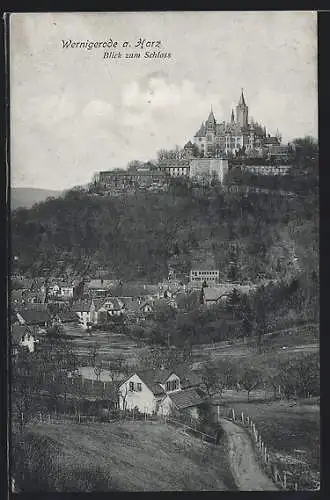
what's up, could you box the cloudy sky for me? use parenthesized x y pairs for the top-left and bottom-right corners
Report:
(10, 11), (317, 190)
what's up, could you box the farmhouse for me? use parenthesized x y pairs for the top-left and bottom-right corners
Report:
(11, 324), (40, 353)
(118, 368), (205, 416)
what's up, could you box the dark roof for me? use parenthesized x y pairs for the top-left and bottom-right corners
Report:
(58, 311), (78, 323)
(194, 123), (206, 138)
(18, 303), (48, 311)
(87, 279), (115, 290)
(136, 371), (165, 396)
(17, 307), (51, 324)
(168, 388), (205, 410)
(71, 301), (92, 312)
(11, 279), (30, 290)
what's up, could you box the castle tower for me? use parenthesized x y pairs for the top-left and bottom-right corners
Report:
(206, 106), (216, 132)
(236, 89), (249, 128)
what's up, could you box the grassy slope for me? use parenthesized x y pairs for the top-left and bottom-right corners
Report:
(229, 400), (320, 482)
(29, 421), (236, 491)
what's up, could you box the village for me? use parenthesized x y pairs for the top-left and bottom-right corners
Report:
(10, 256), (257, 414)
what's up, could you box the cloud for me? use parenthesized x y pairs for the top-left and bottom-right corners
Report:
(82, 99), (114, 118)
(18, 94), (76, 128)
(122, 78), (198, 110)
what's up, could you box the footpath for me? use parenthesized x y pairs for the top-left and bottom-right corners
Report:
(220, 418), (278, 491)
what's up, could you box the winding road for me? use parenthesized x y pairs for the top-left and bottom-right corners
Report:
(220, 418), (278, 491)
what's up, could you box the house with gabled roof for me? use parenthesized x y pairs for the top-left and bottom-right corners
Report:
(118, 368), (205, 416)
(11, 324), (40, 354)
(158, 387), (206, 419)
(16, 304), (51, 328)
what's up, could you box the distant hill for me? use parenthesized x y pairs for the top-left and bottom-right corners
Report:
(11, 187), (63, 210)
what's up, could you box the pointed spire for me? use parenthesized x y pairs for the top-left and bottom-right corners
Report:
(207, 106), (216, 126)
(231, 109), (235, 123)
(238, 88), (246, 107)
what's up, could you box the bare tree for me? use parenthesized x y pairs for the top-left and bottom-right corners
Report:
(240, 364), (262, 400)
(200, 361), (224, 399)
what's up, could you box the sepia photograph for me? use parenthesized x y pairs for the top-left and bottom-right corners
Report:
(9, 11), (319, 492)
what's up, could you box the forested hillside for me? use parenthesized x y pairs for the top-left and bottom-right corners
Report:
(11, 181), (318, 285)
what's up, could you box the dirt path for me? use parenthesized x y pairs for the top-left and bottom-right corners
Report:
(220, 418), (278, 491)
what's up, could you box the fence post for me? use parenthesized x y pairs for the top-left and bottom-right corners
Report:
(48, 413), (51, 424)
(39, 411), (42, 423)
(241, 412), (244, 424)
(283, 471), (287, 490)
(232, 408), (235, 421)
(295, 482), (298, 491)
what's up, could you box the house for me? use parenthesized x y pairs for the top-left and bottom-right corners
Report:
(201, 283), (256, 306)
(118, 368), (205, 416)
(158, 387), (206, 419)
(48, 281), (75, 298)
(56, 310), (78, 324)
(11, 324), (40, 353)
(99, 298), (125, 317)
(202, 287), (230, 306)
(71, 298), (124, 328)
(190, 254), (220, 286)
(71, 300), (95, 329)
(16, 304), (52, 328)
(86, 279), (116, 298)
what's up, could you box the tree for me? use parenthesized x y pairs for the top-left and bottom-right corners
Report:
(88, 343), (100, 367)
(240, 364), (262, 400)
(200, 361), (224, 398)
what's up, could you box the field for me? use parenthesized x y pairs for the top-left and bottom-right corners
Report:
(62, 324), (147, 366)
(228, 399), (320, 489)
(191, 323), (319, 375)
(18, 421), (236, 491)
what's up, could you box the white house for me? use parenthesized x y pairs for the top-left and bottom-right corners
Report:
(71, 300), (95, 329)
(118, 369), (205, 416)
(12, 325), (40, 353)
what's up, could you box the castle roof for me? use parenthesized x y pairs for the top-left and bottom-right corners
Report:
(206, 109), (216, 125)
(238, 89), (247, 107)
(184, 140), (194, 149)
(194, 122), (206, 137)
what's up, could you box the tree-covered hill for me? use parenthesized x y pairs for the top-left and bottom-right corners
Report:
(11, 178), (318, 288)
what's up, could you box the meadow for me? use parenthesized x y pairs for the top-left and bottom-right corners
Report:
(12, 421), (236, 491)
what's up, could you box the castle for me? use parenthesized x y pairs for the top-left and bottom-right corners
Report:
(192, 89), (281, 157)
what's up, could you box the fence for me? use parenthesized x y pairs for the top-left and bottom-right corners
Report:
(224, 407), (319, 491)
(20, 408), (158, 427)
(160, 415), (218, 445)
